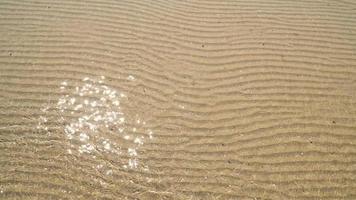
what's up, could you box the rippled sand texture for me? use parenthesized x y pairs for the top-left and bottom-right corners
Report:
(1, 0), (356, 199)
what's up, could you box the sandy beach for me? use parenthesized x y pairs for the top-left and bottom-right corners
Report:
(1, 0), (356, 199)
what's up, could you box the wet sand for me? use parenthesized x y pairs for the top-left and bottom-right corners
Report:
(1, 0), (356, 199)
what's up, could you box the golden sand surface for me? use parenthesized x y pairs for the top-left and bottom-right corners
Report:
(1, 0), (356, 199)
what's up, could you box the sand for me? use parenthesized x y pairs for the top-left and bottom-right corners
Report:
(1, 0), (356, 199)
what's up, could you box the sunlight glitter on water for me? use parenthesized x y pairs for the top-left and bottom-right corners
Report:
(37, 76), (153, 171)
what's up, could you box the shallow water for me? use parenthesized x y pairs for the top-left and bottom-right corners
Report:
(1, 0), (356, 199)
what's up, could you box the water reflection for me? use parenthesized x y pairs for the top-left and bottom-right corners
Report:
(37, 76), (153, 172)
